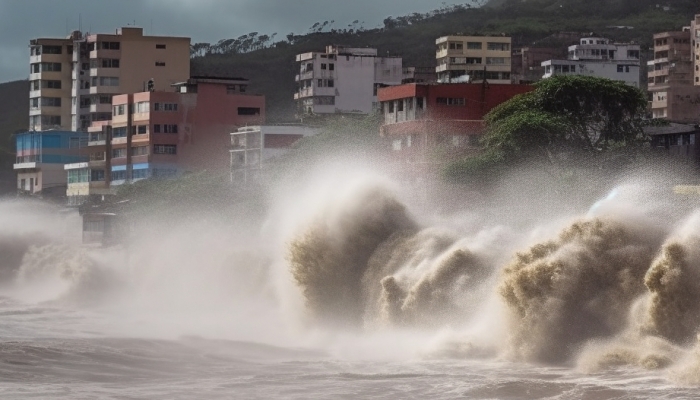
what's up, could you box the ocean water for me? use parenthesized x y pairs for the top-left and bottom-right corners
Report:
(2, 171), (700, 399)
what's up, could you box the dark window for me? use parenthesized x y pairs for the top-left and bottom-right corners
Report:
(42, 45), (62, 54)
(238, 107), (260, 116)
(329, 64), (335, 71)
(155, 61), (166, 67)
(156, 44), (166, 49)
(153, 144), (176, 154)
(153, 124), (161, 133)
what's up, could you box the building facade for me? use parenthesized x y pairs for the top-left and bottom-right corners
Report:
(541, 37), (641, 87)
(294, 45), (403, 115)
(230, 125), (318, 183)
(29, 27), (190, 133)
(692, 15), (700, 86)
(15, 130), (87, 195)
(512, 47), (565, 84)
(65, 77), (265, 205)
(648, 30), (699, 122)
(377, 83), (533, 172)
(435, 36), (512, 84)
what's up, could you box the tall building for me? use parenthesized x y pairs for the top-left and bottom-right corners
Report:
(29, 36), (76, 131)
(29, 27), (190, 132)
(647, 30), (699, 122)
(692, 15), (700, 86)
(294, 45), (403, 115)
(435, 35), (512, 84)
(64, 77), (265, 205)
(541, 37), (641, 87)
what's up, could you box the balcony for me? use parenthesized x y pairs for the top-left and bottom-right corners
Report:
(296, 71), (314, 81)
(90, 103), (112, 113)
(89, 49), (121, 60)
(436, 48), (464, 59)
(294, 86), (336, 99)
(296, 52), (314, 62)
(90, 85), (120, 95)
(13, 162), (38, 170)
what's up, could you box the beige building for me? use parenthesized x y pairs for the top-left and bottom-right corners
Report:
(71, 27), (191, 131)
(435, 35), (512, 84)
(29, 36), (76, 131)
(693, 15), (700, 86)
(29, 27), (190, 133)
(647, 30), (699, 122)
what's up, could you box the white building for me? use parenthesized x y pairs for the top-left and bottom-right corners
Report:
(230, 125), (318, 182)
(541, 37), (641, 87)
(294, 45), (403, 115)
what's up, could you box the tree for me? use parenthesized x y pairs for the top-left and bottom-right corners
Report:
(445, 75), (649, 181)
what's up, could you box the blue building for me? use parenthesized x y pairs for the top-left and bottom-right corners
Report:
(14, 130), (87, 195)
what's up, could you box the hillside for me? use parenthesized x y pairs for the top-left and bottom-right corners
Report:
(0, 80), (28, 195)
(191, 0), (697, 121)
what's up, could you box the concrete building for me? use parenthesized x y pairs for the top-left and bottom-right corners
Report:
(14, 130), (87, 195)
(435, 35), (512, 84)
(230, 125), (318, 183)
(29, 36), (77, 131)
(64, 76), (265, 205)
(71, 27), (190, 131)
(648, 30), (699, 122)
(29, 27), (190, 133)
(512, 47), (565, 84)
(294, 45), (403, 115)
(693, 15), (700, 86)
(377, 83), (533, 173)
(541, 37), (641, 87)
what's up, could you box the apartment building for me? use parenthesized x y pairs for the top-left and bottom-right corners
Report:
(230, 125), (318, 183)
(435, 35), (512, 84)
(691, 15), (700, 85)
(541, 37), (641, 87)
(648, 30), (699, 122)
(512, 47), (566, 84)
(71, 26), (190, 131)
(29, 36), (76, 131)
(29, 27), (190, 133)
(294, 45), (403, 115)
(14, 130), (87, 195)
(64, 76), (265, 205)
(377, 83), (532, 176)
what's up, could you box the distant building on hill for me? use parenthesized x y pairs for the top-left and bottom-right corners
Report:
(541, 37), (641, 87)
(648, 29), (700, 122)
(294, 45), (404, 115)
(511, 47), (565, 84)
(64, 76), (265, 206)
(435, 35), (512, 84)
(14, 130), (87, 195)
(29, 26), (190, 133)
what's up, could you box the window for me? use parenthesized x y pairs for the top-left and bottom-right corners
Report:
(30, 63), (40, 73)
(41, 62), (62, 72)
(93, 76), (119, 86)
(397, 100), (404, 112)
(329, 63), (335, 71)
(30, 80), (40, 91)
(30, 98), (39, 109)
(112, 127), (128, 138)
(156, 44), (166, 49)
(136, 125), (148, 134)
(101, 59), (120, 68)
(112, 148), (126, 158)
(111, 170), (126, 181)
(238, 107), (261, 115)
(617, 65), (624, 73)
(487, 42), (510, 51)
(321, 63), (327, 70)
(154, 144), (177, 154)
(327, 80), (334, 87)
(449, 42), (464, 50)
(436, 97), (465, 106)
(100, 41), (120, 50)
(153, 124), (161, 133)
(466, 42), (482, 50)
(30, 46), (40, 56)
(132, 169), (149, 179)
(134, 101), (150, 113)
(40, 97), (61, 107)
(314, 96), (335, 105)
(466, 57), (482, 64)
(91, 169), (105, 181)
(113, 104), (125, 116)
(154, 102), (178, 111)
(486, 57), (507, 65)
(132, 146), (149, 156)
(43, 80), (61, 89)
(416, 97), (424, 110)
(42, 116), (61, 126)
(155, 61), (166, 67)
(42, 45), (62, 54)
(163, 124), (178, 133)
(67, 168), (89, 184)
(388, 101), (394, 113)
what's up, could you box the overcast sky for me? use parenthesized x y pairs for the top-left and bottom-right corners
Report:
(0, 0), (477, 83)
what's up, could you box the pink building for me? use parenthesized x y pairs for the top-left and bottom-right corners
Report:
(65, 76), (265, 204)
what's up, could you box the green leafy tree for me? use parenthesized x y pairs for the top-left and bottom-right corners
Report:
(445, 75), (648, 181)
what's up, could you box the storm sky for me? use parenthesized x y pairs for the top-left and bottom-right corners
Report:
(0, 0), (476, 83)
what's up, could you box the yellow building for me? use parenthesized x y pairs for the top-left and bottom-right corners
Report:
(435, 35), (512, 84)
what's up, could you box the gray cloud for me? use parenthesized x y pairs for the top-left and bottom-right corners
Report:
(0, 0), (471, 82)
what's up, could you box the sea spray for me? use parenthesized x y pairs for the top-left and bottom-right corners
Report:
(499, 218), (667, 363)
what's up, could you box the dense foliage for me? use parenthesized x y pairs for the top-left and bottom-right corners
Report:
(445, 76), (649, 182)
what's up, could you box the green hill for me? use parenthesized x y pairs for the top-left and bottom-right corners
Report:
(191, 0), (697, 121)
